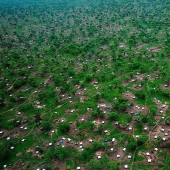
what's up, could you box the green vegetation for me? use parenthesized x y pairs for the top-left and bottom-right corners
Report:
(0, 0), (170, 169)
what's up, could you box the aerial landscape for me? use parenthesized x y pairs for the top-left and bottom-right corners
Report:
(0, 0), (170, 169)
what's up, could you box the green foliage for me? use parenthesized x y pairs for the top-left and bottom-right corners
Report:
(0, 143), (10, 161)
(135, 90), (146, 99)
(109, 111), (119, 121)
(92, 142), (108, 150)
(137, 136), (148, 146)
(79, 147), (95, 161)
(0, 0), (170, 168)
(13, 79), (26, 89)
(59, 44), (82, 55)
(87, 156), (119, 170)
(162, 89), (170, 97)
(127, 138), (137, 151)
(45, 148), (55, 159)
(58, 122), (70, 134)
(150, 106), (157, 116)
(113, 100), (129, 112)
(55, 146), (68, 160)
(40, 121), (52, 131)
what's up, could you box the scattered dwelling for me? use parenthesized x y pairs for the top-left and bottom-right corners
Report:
(154, 148), (158, 151)
(10, 146), (14, 150)
(148, 159), (152, 163)
(144, 127), (148, 131)
(97, 155), (101, 159)
(7, 137), (10, 140)
(128, 127), (133, 131)
(48, 143), (52, 146)
(124, 165), (128, 169)
(110, 148), (114, 151)
(3, 165), (7, 169)
(123, 148), (126, 152)
(112, 138), (115, 143)
(117, 154), (120, 158)
(89, 139), (93, 143)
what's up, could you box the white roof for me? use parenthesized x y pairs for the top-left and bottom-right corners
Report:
(97, 155), (101, 159)
(10, 146), (14, 150)
(148, 159), (152, 162)
(77, 167), (81, 170)
(112, 138), (115, 142)
(117, 154), (120, 158)
(123, 148), (126, 151)
(3, 165), (7, 168)
(124, 165), (128, 168)
(154, 148), (158, 151)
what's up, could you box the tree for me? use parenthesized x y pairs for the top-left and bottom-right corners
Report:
(127, 138), (137, 151)
(137, 136), (148, 146)
(109, 111), (119, 121)
(58, 122), (70, 134)
(0, 143), (10, 161)
(45, 148), (55, 159)
(79, 147), (95, 161)
(87, 156), (119, 170)
(55, 146), (68, 160)
(150, 107), (157, 116)
(97, 125), (104, 134)
(41, 121), (52, 131)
